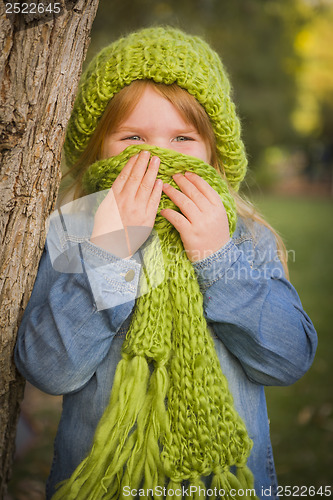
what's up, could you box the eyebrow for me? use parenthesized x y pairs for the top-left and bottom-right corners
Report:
(114, 125), (200, 135)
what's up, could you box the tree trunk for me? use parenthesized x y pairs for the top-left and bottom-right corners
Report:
(0, 0), (99, 494)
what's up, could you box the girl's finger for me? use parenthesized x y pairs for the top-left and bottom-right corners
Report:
(114, 150), (151, 196)
(147, 178), (163, 215)
(111, 153), (139, 193)
(136, 156), (161, 203)
(160, 208), (190, 234)
(172, 173), (211, 211)
(121, 150), (152, 198)
(162, 183), (199, 222)
(184, 171), (222, 206)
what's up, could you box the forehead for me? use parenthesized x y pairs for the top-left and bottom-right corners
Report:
(117, 85), (192, 128)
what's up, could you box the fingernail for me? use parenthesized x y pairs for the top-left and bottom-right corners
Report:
(141, 150), (150, 158)
(150, 156), (160, 166)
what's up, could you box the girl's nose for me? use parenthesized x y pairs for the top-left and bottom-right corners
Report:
(147, 138), (169, 150)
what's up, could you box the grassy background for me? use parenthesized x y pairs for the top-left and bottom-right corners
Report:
(7, 194), (333, 498)
(253, 194), (333, 489)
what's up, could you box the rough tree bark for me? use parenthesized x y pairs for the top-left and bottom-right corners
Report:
(0, 0), (99, 494)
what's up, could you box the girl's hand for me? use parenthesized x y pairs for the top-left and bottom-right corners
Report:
(90, 150), (163, 257)
(160, 171), (230, 262)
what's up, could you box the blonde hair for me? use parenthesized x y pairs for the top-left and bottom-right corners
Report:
(61, 80), (289, 277)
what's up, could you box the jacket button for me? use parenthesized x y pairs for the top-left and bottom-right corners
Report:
(125, 269), (135, 282)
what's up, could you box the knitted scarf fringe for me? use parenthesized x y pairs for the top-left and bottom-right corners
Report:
(52, 146), (259, 500)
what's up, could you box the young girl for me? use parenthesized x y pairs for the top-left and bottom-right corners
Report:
(15, 27), (317, 500)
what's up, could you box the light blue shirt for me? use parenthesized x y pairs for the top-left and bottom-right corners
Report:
(14, 202), (317, 500)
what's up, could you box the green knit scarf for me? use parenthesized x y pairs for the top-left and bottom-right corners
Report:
(53, 146), (258, 500)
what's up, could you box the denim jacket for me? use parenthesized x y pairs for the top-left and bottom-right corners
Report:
(14, 198), (317, 500)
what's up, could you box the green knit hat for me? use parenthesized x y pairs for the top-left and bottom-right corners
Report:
(64, 26), (247, 191)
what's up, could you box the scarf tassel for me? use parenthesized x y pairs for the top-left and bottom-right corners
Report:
(53, 356), (169, 499)
(210, 467), (258, 499)
(163, 466), (258, 500)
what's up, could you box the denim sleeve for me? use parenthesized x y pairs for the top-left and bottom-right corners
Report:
(14, 244), (137, 396)
(15, 198), (165, 396)
(192, 222), (318, 386)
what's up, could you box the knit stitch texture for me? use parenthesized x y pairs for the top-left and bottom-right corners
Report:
(64, 27), (247, 192)
(52, 146), (258, 500)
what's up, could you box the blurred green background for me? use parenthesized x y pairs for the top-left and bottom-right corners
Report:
(8, 0), (333, 498)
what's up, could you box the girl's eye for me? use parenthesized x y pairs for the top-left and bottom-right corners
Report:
(123, 135), (142, 141)
(174, 136), (194, 142)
